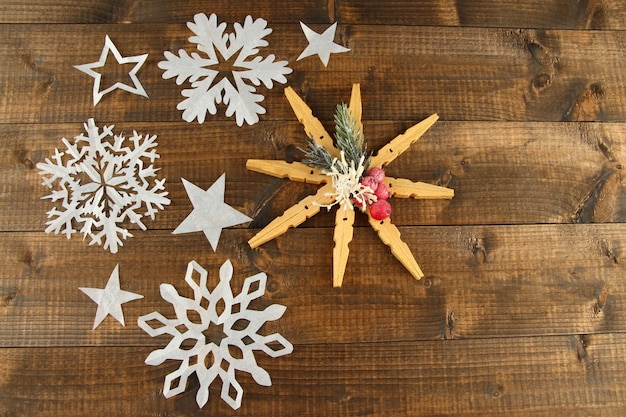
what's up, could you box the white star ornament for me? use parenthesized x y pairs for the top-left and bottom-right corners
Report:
(75, 34), (149, 105)
(79, 264), (144, 330)
(172, 174), (253, 251)
(297, 22), (350, 66)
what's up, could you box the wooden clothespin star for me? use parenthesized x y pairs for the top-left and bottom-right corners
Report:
(247, 84), (453, 286)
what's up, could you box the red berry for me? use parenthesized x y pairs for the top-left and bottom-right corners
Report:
(360, 175), (378, 191)
(353, 197), (365, 210)
(369, 200), (392, 220)
(374, 183), (390, 200)
(367, 167), (385, 183)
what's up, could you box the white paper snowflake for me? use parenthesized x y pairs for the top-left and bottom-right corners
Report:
(158, 13), (292, 126)
(138, 260), (293, 410)
(36, 119), (170, 253)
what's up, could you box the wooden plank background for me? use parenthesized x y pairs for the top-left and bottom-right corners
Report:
(2, 1), (626, 416)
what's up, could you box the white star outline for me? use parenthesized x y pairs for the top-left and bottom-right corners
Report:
(79, 264), (144, 330)
(297, 22), (350, 67)
(75, 34), (149, 105)
(172, 174), (253, 251)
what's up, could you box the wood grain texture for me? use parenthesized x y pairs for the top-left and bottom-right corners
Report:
(2, 0), (624, 30)
(1, 223), (625, 347)
(2, 1), (626, 415)
(2, 334), (626, 416)
(336, 0), (626, 29)
(2, 24), (626, 123)
(0, 0), (334, 24)
(4, 121), (625, 232)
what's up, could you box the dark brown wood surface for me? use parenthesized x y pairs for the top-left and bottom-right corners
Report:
(2, 1), (626, 416)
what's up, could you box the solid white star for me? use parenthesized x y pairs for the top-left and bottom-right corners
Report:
(79, 265), (144, 330)
(75, 34), (148, 105)
(297, 22), (350, 67)
(172, 174), (253, 251)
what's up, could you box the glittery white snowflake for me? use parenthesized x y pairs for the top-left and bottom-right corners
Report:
(36, 119), (170, 253)
(138, 260), (293, 410)
(158, 13), (292, 126)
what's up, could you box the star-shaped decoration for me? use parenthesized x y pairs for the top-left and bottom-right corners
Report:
(79, 264), (144, 330)
(296, 22), (350, 67)
(173, 174), (253, 251)
(75, 34), (149, 105)
(247, 84), (454, 286)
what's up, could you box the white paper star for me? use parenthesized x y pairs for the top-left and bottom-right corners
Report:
(172, 174), (253, 251)
(297, 22), (350, 67)
(79, 265), (144, 330)
(75, 34), (149, 105)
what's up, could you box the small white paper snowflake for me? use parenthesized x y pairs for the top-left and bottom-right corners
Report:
(158, 13), (292, 126)
(36, 119), (170, 253)
(138, 260), (293, 410)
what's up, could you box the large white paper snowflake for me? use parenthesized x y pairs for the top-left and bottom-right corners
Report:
(36, 119), (170, 253)
(138, 260), (292, 410)
(159, 13), (292, 126)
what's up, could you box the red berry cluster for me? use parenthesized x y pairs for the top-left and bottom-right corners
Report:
(355, 167), (392, 220)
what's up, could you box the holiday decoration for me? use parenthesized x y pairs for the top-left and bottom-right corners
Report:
(172, 174), (253, 251)
(247, 84), (454, 286)
(74, 35), (148, 105)
(37, 119), (170, 253)
(79, 264), (144, 330)
(296, 22), (350, 66)
(138, 260), (292, 410)
(159, 13), (292, 126)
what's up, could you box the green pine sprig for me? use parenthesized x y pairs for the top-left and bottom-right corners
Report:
(300, 103), (370, 172)
(333, 103), (369, 170)
(300, 136), (334, 170)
